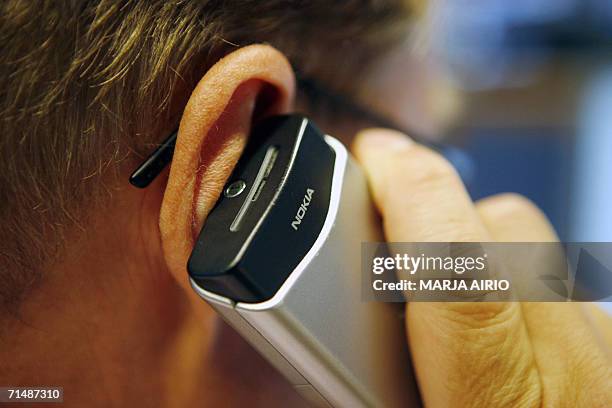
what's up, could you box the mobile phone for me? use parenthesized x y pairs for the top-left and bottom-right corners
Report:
(188, 115), (421, 407)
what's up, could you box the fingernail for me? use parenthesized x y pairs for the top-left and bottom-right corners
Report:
(358, 128), (414, 150)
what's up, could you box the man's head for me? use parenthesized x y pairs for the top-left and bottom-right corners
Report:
(0, 0), (416, 314)
(0, 2), (429, 405)
(0, 1), (423, 401)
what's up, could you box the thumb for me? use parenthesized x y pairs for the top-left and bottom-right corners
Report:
(353, 129), (542, 407)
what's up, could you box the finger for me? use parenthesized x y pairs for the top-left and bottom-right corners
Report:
(353, 129), (541, 408)
(584, 304), (612, 352)
(476, 194), (612, 406)
(475, 193), (558, 242)
(520, 302), (612, 407)
(353, 129), (489, 242)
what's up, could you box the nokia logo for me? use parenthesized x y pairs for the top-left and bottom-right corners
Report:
(291, 188), (315, 230)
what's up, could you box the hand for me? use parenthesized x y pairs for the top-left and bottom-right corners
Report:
(353, 129), (612, 408)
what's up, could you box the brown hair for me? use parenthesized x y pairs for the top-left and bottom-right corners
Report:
(0, 0), (412, 310)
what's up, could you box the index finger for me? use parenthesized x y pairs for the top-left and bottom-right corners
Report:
(353, 129), (542, 407)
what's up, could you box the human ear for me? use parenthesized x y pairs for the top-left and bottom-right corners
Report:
(159, 44), (295, 296)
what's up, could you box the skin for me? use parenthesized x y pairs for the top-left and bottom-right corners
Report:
(0, 45), (305, 408)
(353, 129), (612, 407)
(0, 44), (610, 407)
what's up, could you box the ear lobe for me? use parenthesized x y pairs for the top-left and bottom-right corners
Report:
(159, 44), (295, 296)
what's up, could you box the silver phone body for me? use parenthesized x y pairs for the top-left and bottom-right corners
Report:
(191, 136), (420, 407)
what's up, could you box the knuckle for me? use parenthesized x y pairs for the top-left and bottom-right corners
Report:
(387, 145), (460, 188)
(427, 302), (543, 407)
(479, 193), (541, 217)
(437, 302), (517, 330)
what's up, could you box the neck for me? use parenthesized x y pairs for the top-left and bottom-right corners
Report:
(0, 232), (304, 407)
(0, 252), (209, 406)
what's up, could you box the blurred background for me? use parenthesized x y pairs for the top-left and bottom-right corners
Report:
(401, 0), (612, 309)
(331, 0), (611, 306)
(426, 0), (612, 244)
